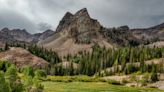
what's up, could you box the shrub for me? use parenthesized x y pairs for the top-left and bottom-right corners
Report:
(121, 79), (128, 84)
(35, 70), (47, 78)
(0, 61), (11, 72)
(5, 65), (24, 92)
(22, 66), (34, 77)
(150, 65), (159, 82)
(139, 74), (150, 86)
(107, 79), (121, 85)
(0, 71), (11, 92)
(151, 72), (158, 82)
(24, 76), (44, 92)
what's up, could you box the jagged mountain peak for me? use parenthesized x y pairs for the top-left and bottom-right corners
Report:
(62, 12), (73, 20)
(74, 8), (90, 18)
(1, 27), (9, 32)
(56, 8), (100, 33)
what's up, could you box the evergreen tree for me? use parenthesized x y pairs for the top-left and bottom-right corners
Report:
(23, 66), (35, 77)
(151, 65), (159, 82)
(0, 71), (11, 92)
(4, 42), (9, 50)
(5, 66), (24, 92)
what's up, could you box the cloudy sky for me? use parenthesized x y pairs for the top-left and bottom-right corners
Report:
(0, 0), (164, 33)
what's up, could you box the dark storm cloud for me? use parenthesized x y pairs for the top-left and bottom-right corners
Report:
(0, 0), (164, 33)
(0, 9), (38, 33)
(79, 0), (164, 28)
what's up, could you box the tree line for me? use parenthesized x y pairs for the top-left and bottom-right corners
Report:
(1, 42), (164, 78)
(66, 44), (164, 76)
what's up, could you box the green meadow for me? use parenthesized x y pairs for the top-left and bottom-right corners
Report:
(43, 82), (164, 92)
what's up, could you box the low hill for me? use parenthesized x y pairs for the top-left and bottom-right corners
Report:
(0, 47), (49, 68)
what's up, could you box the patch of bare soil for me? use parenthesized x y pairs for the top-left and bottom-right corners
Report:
(101, 73), (164, 90)
(147, 41), (164, 48)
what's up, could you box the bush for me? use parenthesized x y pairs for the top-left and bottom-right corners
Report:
(139, 74), (150, 86)
(140, 73), (150, 84)
(0, 71), (11, 92)
(24, 76), (44, 92)
(22, 66), (34, 77)
(150, 65), (159, 82)
(107, 79), (121, 85)
(35, 70), (47, 78)
(5, 65), (24, 92)
(121, 79), (129, 84)
(151, 72), (158, 82)
(0, 61), (11, 72)
(0, 61), (44, 92)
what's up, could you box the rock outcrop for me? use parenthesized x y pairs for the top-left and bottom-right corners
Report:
(56, 8), (102, 43)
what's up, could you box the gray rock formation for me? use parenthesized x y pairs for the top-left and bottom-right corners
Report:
(56, 8), (102, 44)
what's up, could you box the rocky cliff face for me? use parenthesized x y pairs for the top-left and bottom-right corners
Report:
(38, 8), (112, 56)
(56, 8), (102, 44)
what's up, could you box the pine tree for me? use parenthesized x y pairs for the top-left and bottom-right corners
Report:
(0, 71), (11, 92)
(4, 42), (9, 50)
(151, 65), (159, 82)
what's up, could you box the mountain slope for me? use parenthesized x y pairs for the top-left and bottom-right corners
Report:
(38, 8), (112, 56)
(0, 47), (49, 68)
(33, 29), (54, 42)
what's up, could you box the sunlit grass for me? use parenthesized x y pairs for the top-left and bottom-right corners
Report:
(43, 82), (164, 92)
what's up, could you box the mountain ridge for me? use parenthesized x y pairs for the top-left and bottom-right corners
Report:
(0, 28), (55, 46)
(0, 8), (164, 55)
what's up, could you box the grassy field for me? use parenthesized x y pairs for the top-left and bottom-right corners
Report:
(43, 82), (164, 92)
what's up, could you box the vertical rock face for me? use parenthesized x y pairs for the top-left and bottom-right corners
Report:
(74, 8), (101, 33)
(56, 12), (74, 32)
(55, 8), (102, 44)
(56, 8), (101, 33)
